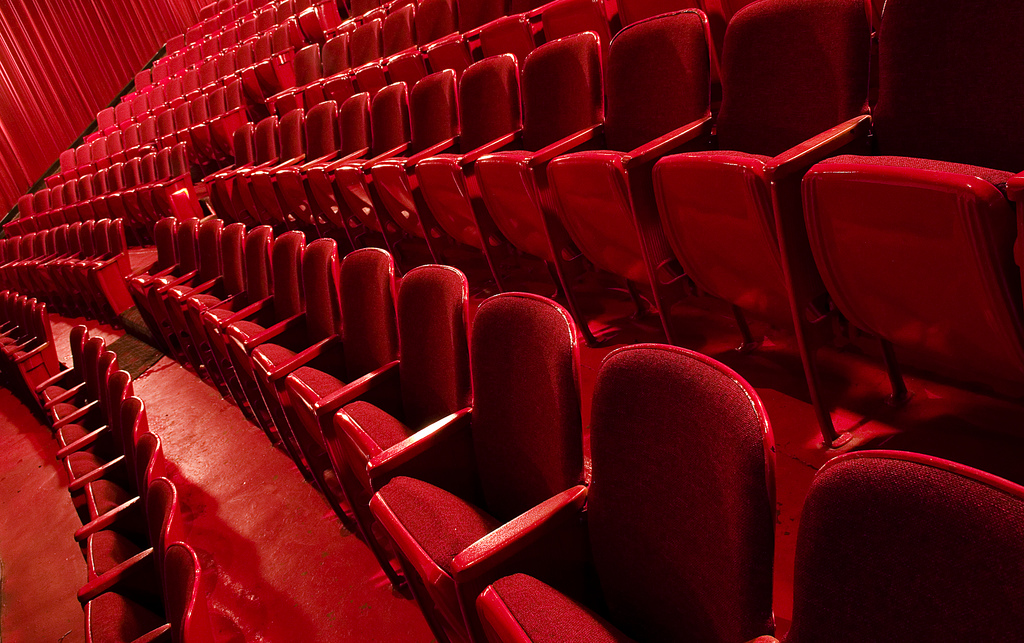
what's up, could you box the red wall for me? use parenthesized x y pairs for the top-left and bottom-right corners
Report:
(0, 0), (204, 214)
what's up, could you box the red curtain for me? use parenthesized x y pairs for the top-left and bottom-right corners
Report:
(0, 0), (204, 214)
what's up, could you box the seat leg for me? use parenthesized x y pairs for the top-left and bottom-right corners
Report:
(793, 314), (847, 448)
(880, 338), (911, 406)
(732, 305), (762, 354)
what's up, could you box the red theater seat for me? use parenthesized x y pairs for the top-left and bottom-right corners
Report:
(762, 451), (1024, 642)
(478, 344), (776, 643)
(802, 0), (1024, 406)
(547, 10), (713, 343)
(474, 33), (604, 344)
(653, 0), (871, 445)
(369, 292), (585, 642)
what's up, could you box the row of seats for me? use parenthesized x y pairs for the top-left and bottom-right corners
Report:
(0, 219), (140, 322)
(0, 292), (60, 408)
(44, 330), (214, 641)
(98, 219), (1024, 642)
(197, 0), (1024, 453)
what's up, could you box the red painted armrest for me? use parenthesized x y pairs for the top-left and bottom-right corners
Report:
(1005, 171), (1024, 201)
(13, 342), (49, 362)
(528, 125), (604, 168)
(52, 399), (100, 430)
(322, 148), (372, 172)
(451, 485), (588, 585)
(624, 114), (714, 170)
(264, 154), (307, 172)
(176, 275), (222, 301)
(745, 637), (780, 643)
(74, 495), (141, 541)
(363, 142), (411, 168)
(203, 291), (244, 312)
(366, 407), (472, 490)
(68, 455), (125, 492)
(767, 114), (871, 183)
(221, 295), (274, 326)
(35, 367), (77, 394)
(77, 548), (155, 604)
(43, 381), (85, 407)
(56, 424), (110, 460)
(312, 359), (399, 416)
(266, 334), (342, 382)
(241, 312), (306, 351)
(404, 137), (459, 169)
(129, 624), (173, 643)
(155, 269), (199, 294)
(457, 131), (523, 167)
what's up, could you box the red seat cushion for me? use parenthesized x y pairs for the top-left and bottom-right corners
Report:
(85, 591), (165, 643)
(188, 293), (221, 309)
(86, 479), (134, 519)
(815, 154), (1014, 188)
(41, 384), (68, 403)
(488, 574), (637, 643)
(343, 400), (414, 454)
(251, 342), (296, 373)
(51, 402), (80, 421)
(67, 451), (107, 478)
(375, 476), (501, 573)
(57, 422), (91, 447)
(87, 530), (144, 577)
(226, 319), (267, 342)
(288, 365), (346, 404)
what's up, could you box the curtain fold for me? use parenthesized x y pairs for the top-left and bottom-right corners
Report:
(0, 0), (205, 214)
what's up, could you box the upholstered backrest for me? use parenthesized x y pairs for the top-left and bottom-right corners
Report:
(370, 83), (411, 155)
(153, 218), (178, 271)
(416, 0), (456, 45)
(302, 239), (342, 341)
(134, 432), (163, 501)
(244, 225), (274, 300)
(397, 265), (471, 427)
(350, 19), (383, 66)
(459, 0), (504, 32)
(715, 0), (870, 156)
(233, 123), (256, 165)
(339, 248), (398, 378)
(789, 452), (1024, 642)
(588, 345), (775, 641)
(305, 101), (340, 159)
(78, 221), (95, 256)
(323, 33), (351, 75)
(175, 218), (201, 274)
(606, 10), (711, 152)
(33, 188), (50, 212)
(164, 542), (215, 643)
(294, 44), (323, 86)
(521, 32), (604, 151)
(146, 477), (182, 564)
(80, 335), (105, 401)
(410, 70), (459, 153)
(340, 93), (372, 155)
(253, 116), (280, 164)
(279, 109), (307, 160)
(872, 0), (1024, 171)
(383, 3), (416, 55)
(221, 223), (247, 295)
(618, 0), (700, 26)
(458, 54), (522, 151)
(470, 293), (584, 520)
(271, 231), (305, 319)
(197, 218), (224, 283)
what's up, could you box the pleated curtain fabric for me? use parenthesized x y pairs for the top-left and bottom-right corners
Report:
(0, 0), (203, 213)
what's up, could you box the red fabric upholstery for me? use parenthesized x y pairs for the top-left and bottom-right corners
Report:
(872, 0), (1024, 172)
(86, 592), (165, 643)
(520, 32), (603, 151)
(342, 400), (414, 453)
(396, 265), (471, 426)
(587, 345), (775, 641)
(604, 10), (711, 152)
(786, 452), (1024, 642)
(87, 530), (143, 578)
(410, 70), (459, 153)
(486, 574), (636, 643)
(375, 475), (501, 573)
(339, 248), (398, 377)
(715, 0), (870, 156)
(470, 294), (583, 520)
(458, 55), (522, 152)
